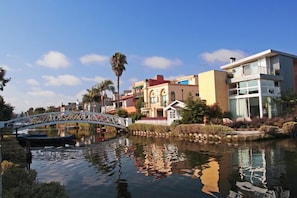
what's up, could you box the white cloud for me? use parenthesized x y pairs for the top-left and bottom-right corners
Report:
(28, 89), (56, 97)
(167, 74), (185, 80)
(80, 54), (109, 65)
(76, 89), (87, 99)
(81, 76), (107, 83)
(129, 77), (138, 83)
(143, 56), (182, 69)
(36, 51), (70, 69)
(26, 78), (39, 86)
(42, 75), (81, 86)
(201, 49), (247, 64)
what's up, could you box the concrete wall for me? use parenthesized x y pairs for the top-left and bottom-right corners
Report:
(278, 55), (295, 92)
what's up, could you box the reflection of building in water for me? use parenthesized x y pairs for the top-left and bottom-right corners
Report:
(229, 146), (289, 197)
(237, 147), (266, 185)
(200, 159), (220, 196)
(134, 143), (183, 179)
(134, 143), (220, 196)
(178, 158), (220, 197)
(143, 144), (175, 178)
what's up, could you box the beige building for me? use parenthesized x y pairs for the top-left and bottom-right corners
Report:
(133, 75), (199, 117)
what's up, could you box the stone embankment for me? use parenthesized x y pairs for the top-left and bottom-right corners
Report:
(130, 129), (289, 143)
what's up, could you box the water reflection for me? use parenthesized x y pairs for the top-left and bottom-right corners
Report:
(31, 136), (297, 197)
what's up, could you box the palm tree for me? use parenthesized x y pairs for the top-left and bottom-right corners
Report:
(110, 52), (127, 109)
(82, 87), (101, 112)
(97, 79), (115, 113)
(0, 67), (11, 91)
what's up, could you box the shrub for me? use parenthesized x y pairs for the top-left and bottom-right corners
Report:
(1, 138), (69, 198)
(281, 121), (297, 135)
(172, 124), (202, 134)
(154, 125), (170, 133)
(201, 125), (234, 136)
(259, 125), (279, 135)
(3, 166), (37, 191)
(130, 112), (143, 123)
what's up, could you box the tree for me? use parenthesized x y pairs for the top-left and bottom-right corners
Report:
(97, 79), (115, 112)
(181, 94), (208, 124)
(116, 108), (128, 118)
(273, 90), (297, 115)
(135, 97), (144, 113)
(0, 96), (14, 120)
(0, 67), (11, 91)
(82, 87), (102, 112)
(0, 68), (13, 120)
(34, 107), (46, 114)
(110, 52), (127, 109)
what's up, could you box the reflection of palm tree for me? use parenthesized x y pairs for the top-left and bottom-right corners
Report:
(116, 141), (131, 198)
(83, 146), (117, 174)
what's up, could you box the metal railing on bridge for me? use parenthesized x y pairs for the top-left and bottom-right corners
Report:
(0, 111), (131, 131)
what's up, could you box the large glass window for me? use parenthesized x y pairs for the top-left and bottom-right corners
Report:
(229, 80), (259, 96)
(230, 97), (260, 118)
(261, 80), (279, 96)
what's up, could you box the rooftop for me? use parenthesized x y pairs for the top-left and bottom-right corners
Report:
(220, 49), (297, 70)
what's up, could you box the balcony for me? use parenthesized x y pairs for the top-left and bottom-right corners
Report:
(133, 91), (144, 99)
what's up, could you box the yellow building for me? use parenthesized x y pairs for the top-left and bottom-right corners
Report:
(198, 70), (228, 113)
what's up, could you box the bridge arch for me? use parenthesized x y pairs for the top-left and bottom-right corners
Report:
(0, 111), (131, 131)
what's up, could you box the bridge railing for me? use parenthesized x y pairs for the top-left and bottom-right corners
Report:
(0, 111), (131, 130)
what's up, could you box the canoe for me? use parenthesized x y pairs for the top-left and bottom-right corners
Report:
(17, 134), (76, 147)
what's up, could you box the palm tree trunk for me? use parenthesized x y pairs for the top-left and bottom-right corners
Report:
(117, 76), (120, 109)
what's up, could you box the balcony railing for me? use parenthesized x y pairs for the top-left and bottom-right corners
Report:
(133, 92), (144, 98)
(228, 66), (280, 79)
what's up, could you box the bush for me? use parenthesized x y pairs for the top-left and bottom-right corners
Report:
(281, 121), (297, 135)
(201, 125), (234, 136)
(172, 124), (202, 134)
(1, 138), (69, 197)
(259, 125), (279, 135)
(3, 166), (37, 191)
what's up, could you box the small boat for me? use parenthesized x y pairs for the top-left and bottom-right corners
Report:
(17, 134), (76, 147)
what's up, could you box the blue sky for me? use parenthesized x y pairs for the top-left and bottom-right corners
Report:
(1, 1), (297, 113)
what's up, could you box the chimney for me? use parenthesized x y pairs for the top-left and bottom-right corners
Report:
(230, 57), (236, 63)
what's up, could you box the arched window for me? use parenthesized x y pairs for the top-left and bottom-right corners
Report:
(170, 91), (175, 101)
(150, 91), (156, 104)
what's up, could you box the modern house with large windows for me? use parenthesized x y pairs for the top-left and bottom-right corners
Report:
(220, 49), (297, 119)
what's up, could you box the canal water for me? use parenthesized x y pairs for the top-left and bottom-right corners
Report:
(31, 135), (297, 198)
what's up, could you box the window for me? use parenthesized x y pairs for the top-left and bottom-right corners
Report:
(243, 65), (251, 75)
(150, 96), (156, 103)
(171, 91), (175, 101)
(162, 95), (167, 106)
(170, 110), (175, 118)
